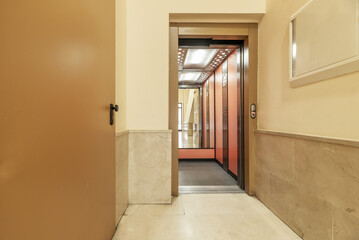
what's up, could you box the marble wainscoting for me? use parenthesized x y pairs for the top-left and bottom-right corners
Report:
(255, 130), (359, 240)
(117, 130), (172, 205)
(115, 131), (129, 224)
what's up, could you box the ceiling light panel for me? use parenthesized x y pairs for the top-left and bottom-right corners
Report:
(184, 49), (218, 69)
(204, 49), (235, 73)
(177, 48), (187, 71)
(179, 72), (201, 81)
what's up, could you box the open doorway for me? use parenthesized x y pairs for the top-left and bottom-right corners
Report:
(169, 23), (258, 196)
(176, 38), (245, 194)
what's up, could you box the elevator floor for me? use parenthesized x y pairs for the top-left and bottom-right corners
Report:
(179, 160), (243, 194)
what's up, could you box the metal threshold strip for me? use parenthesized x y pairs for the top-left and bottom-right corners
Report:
(179, 185), (245, 194)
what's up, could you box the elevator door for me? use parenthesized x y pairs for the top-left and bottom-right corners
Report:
(222, 60), (229, 171)
(237, 48), (245, 189)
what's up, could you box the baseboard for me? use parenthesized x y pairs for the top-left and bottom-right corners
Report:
(179, 158), (215, 161)
(215, 159), (223, 167)
(228, 170), (238, 180)
(214, 159), (238, 180)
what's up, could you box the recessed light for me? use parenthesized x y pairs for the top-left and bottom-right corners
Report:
(184, 49), (218, 68)
(179, 72), (202, 81)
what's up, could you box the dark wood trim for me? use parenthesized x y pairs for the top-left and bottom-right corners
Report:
(215, 159), (223, 167)
(206, 80), (210, 148)
(237, 46), (245, 190)
(169, 26), (179, 196)
(199, 86), (203, 148)
(213, 71), (216, 158)
(222, 60), (229, 172)
(179, 148), (215, 150)
(214, 159), (237, 181)
(179, 158), (215, 161)
(228, 170), (238, 181)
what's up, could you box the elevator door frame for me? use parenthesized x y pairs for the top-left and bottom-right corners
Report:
(237, 46), (245, 189)
(222, 60), (229, 172)
(169, 23), (258, 196)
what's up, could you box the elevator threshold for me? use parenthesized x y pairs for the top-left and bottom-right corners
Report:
(179, 185), (244, 194)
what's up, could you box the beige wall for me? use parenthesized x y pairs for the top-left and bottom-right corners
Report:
(258, 0), (359, 141)
(116, 0), (127, 132)
(116, 0), (266, 131)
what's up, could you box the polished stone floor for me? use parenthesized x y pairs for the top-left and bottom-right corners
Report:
(112, 194), (302, 240)
(178, 131), (200, 148)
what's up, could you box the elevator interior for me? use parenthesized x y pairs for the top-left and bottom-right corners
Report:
(177, 38), (245, 193)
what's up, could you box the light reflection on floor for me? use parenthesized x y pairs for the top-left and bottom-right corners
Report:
(178, 131), (200, 148)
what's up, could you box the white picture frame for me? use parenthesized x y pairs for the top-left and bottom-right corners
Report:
(289, 0), (359, 87)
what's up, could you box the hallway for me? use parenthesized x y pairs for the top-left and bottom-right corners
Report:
(1, 0), (359, 239)
(113, 194), (301, 240)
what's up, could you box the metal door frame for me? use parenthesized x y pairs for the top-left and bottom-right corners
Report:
(169, 23), (258, 196)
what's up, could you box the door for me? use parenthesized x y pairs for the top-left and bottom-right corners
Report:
(0, 0), (116, 239)
(222, 60), (229, 171)
(237, 47), (245, 189)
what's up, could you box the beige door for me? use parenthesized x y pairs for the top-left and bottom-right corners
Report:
(0, 0), (116, 240)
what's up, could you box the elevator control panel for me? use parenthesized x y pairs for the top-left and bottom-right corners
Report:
(250, 104), (256, 119)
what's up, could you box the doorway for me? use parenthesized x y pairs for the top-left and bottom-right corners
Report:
(169, 24), (258, 196)
(174, 36), (246, 194)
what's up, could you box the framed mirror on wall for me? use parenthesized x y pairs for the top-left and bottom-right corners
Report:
(178, 87), (203, 149)
(289, 0), (359, 87)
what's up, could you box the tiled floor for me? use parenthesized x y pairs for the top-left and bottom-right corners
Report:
(112, 194), (302, 240)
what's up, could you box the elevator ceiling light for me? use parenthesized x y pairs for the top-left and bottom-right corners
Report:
(179, 72), (201, 81)
(184, 49), (218, 68)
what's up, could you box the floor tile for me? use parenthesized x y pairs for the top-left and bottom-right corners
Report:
(113, 194), (302, 240)
(125, 196), (185, 216)
(182, 194), (259, 215)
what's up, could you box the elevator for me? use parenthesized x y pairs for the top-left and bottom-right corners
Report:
(169, 23), (258, 195)
(174, 37), (246, 193)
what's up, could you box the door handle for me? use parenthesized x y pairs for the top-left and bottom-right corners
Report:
(110, 104), (118, 125)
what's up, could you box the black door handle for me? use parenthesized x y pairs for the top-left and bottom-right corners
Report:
(110, 104), (118, 125)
